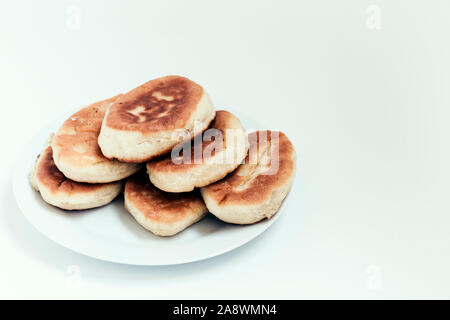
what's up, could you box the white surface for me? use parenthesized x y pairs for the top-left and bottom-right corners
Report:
(1, 0), (450, 299)
(12, 111), (283, 266)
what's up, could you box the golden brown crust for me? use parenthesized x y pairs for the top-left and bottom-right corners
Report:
(147, 110), (238, 173)
(202, 130), (295, 205)
(124, 172), (206, 223)
(53, 95), (121, 165)
(35, 146), (111, 194)
(105, 76), (204, 133)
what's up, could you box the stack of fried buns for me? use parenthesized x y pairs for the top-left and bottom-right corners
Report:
(30, 76), (296, 236)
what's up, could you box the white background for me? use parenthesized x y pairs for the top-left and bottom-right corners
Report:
(1, 0), (450, 299)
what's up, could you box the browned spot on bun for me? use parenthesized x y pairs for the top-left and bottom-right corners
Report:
(203, 130), (296, 205)
(125, 172), (206, 223)
(35, 146), (109, 194)
(105, 76), (204, 132)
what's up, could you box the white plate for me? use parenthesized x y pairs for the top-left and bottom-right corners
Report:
(11, 109), (287, 266)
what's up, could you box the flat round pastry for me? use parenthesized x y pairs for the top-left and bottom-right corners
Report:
(30, 138), (122, 210)
(124, 172), (208, 236)
(146, 110), (249, 193)
(52, 95), (141, 183)
(200, 130), (296, 224)
(98, 75), (216, 163)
